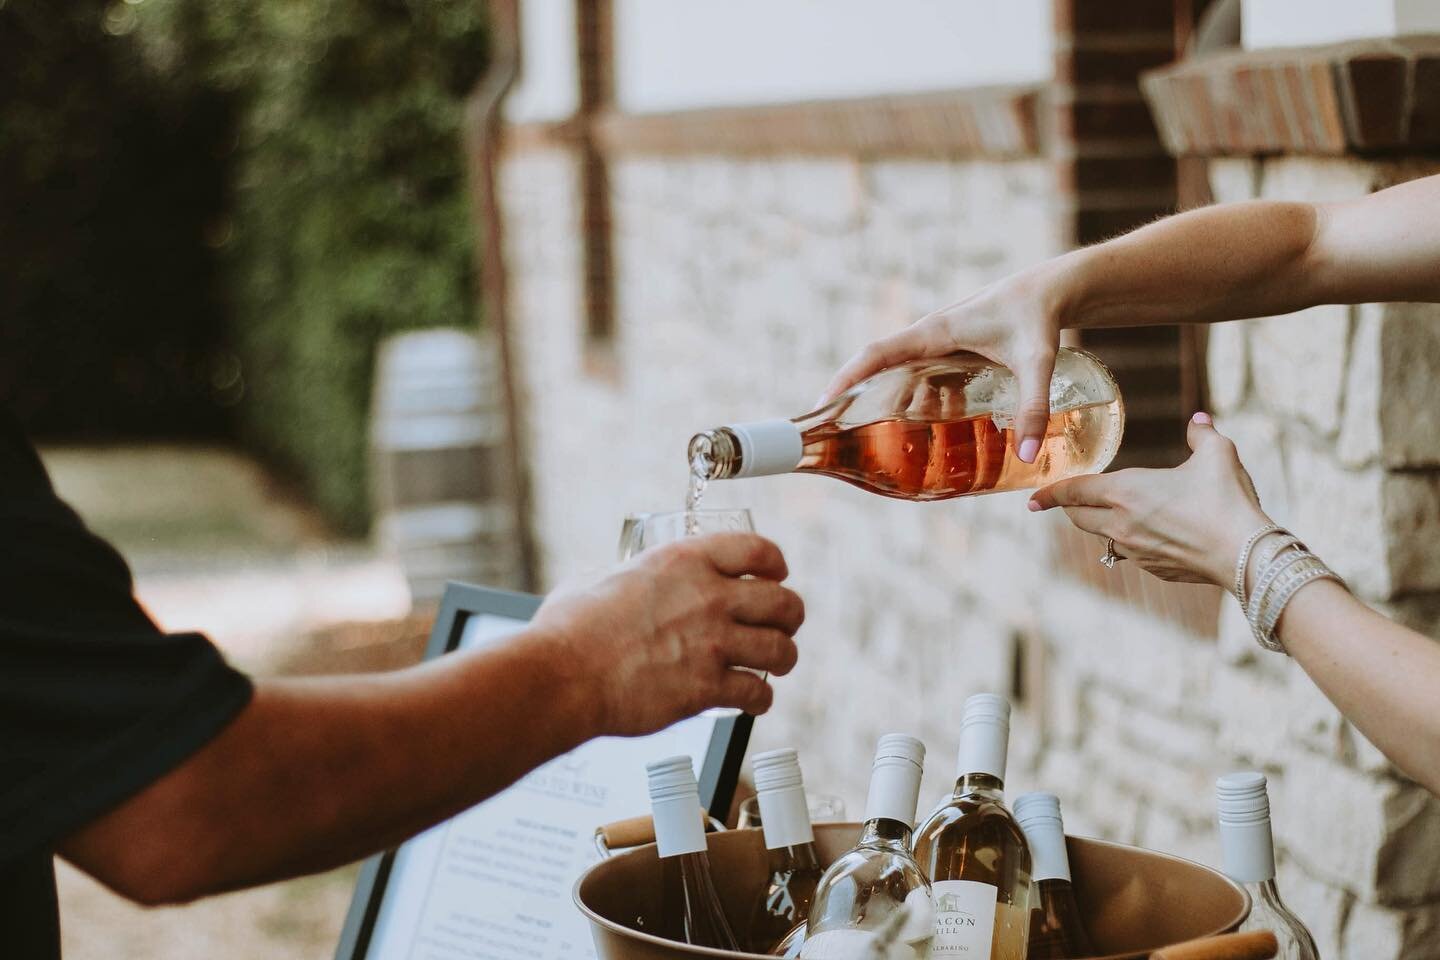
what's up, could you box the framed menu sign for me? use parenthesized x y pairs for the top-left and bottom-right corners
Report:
(334, 584), (751, 960)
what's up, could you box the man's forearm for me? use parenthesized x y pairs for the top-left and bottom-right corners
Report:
(60, 627), (595, 904)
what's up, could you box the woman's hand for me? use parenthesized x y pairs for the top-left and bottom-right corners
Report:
(819, 259), (1072, 463)
(1027, 414), (1270, 586)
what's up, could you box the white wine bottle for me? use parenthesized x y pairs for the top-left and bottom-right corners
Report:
(745, 748), (824, 956)
(646, 755), (739, 951)
(803, 735), (934, 960)
(1215, 773), (1319, 960)
(1013, 792), (1094, 960)
(688, 348), (1123, 503)
(912, 694), (1033, 960)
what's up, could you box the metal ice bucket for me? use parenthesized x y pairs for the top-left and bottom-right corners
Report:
(574, 822), (1251, 960)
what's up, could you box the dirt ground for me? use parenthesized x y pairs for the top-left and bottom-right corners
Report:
(42, 445), (420, 959)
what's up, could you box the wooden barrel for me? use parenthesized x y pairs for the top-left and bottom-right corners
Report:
(370, 329), (520, 602)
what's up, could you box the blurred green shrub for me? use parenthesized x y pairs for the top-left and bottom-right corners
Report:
(192, 0), (488, 533)
(0, 0), (487, 533)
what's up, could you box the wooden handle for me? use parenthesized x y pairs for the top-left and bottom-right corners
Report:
(1151, 931), (1278, 960)
(595, 816), (658, 851)
(593, 812), (719, 855)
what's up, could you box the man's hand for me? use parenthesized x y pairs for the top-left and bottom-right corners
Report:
(530, 532), (804, 737)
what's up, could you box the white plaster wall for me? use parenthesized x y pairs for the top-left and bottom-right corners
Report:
(506, 0), (578, 123)
(1243, 0), (1440, 49)
(614, 0), (1053, 114)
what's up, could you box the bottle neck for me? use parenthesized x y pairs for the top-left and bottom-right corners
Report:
(1244, 877), (1318, 955)
(691, 421), (803, 480)
(1218, 817), (1276, 884)
(954, 771), (1005, 799)
(1018, 814), (1071, 883)
(858, 817), (914, 852)
(757, 784), (816, 850)
(769, 841), (822, 873)
(956, 718), (1009, 783)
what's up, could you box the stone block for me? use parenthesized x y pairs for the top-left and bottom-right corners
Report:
(772, 159), (865, 232)
(1379, 301), (1440, 468)
(1275, 751), (1440, 904)
(1382, 472), (1440, 595)
(1248, 304), (1352, 436)
(1206, 321), (1250, 414)
(1257, 157), (1377, 204)
(1208, 158), (1262, 203)
(1210, 660), (1339, 767)
(1283, 441), (1390, 599)
(1341, 898), (1440, 960)
(1216, 411), (1289, 521)
(1338, 303), (1383, 468)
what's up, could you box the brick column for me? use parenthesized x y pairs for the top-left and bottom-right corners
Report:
(1053, 0), (1191, 467)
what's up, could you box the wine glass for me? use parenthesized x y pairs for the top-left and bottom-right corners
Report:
(619, 508), (758, 719)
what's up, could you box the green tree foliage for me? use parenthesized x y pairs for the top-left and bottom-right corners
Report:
(1, 0), (488, 532)
(186, 0), (489, 532)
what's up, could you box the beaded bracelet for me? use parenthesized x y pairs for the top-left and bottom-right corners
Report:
(1256, 559), (1339, 649)
(1233, 522), (1283, 605)
(1245, 542), (1309, 628)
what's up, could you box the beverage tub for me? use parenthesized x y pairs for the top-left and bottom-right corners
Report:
(574, 823), (1249, 960)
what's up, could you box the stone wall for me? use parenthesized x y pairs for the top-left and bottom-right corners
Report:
(498, 147), (1440, 958)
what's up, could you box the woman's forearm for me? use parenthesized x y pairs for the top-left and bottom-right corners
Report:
(1057, 200), (1324, 330)
(1055, 172), (1440, 331)
(1274, 580), (1440, 795)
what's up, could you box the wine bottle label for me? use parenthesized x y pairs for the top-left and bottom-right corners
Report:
(931, 880), (997, 957)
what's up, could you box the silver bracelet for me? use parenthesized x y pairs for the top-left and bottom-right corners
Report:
(1246, 543), (1308, 628)
(1234, 522), (1283, 605)
(1256, 562), (1341, 652)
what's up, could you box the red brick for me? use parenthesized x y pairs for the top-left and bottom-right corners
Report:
(1072, 99), (1162, 139)
(1075, 154), (1177, 191)
(1411, 55), (1440, 146)
(1070, 0), (1175, 33)
(1069, 47), (1178, 86)
(1337, 53), (1409, 149)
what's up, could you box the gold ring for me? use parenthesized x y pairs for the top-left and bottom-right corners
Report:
(1100, 538), (1123, 569)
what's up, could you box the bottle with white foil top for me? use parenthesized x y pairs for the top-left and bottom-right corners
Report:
(912, 694), (1032, 960)
(803, 735), (934, 960)
(645, 755), (739, 951)
(1215, 773), (1319, 960)
(746, 748), (824, 956)
(687, 348), (1123, 502)
(1013, 792), (1094, 959)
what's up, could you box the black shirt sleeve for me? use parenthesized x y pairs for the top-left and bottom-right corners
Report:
(0, 410), (254, 863)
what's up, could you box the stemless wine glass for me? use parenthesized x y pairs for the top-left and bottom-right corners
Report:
(619, 508), (758, 719)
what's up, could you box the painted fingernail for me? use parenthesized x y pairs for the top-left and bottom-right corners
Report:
(1192, 411), (1213, 425)
(1027, 499), (1042, 512)
(1018, 437), (1040, 463)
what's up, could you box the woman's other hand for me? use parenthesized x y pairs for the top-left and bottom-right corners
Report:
(818, 261), (1071, 463)
(1027, 413), (1270, 586)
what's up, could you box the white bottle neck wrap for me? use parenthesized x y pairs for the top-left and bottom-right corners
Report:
(648, 756), (707, 858)
(753, 748), (815, 849)
(957, 693), (1010, 782)
(864, 734), (926, 827)
(727, 419), (803, 478)
(1014, 792), (1071, 883)
(1216, 772), (1276, 883)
